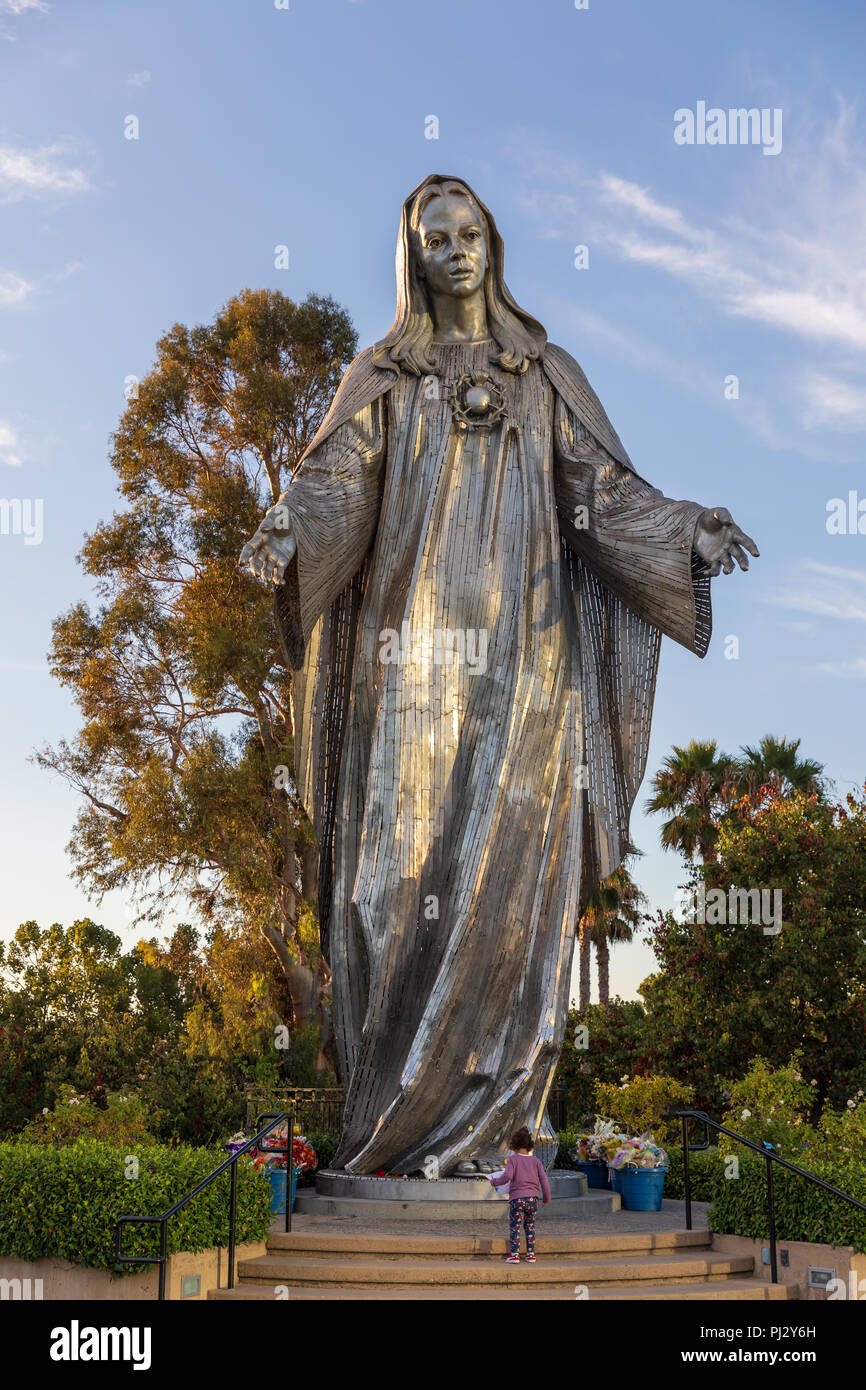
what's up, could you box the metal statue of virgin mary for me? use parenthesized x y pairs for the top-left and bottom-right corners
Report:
(241, 175), (758, 1176)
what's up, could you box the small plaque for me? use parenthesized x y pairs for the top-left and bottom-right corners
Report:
(181, 1273), (202, 1299)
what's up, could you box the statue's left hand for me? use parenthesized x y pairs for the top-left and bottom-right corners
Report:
(693, 507), (759, 577)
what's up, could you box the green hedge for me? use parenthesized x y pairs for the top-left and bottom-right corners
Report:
(664, 1145), (726, 1202)
(708, 1154), (866, 1253)
(554, 1129), (581, 1170)
(0, 1140), (272, 1275)
(296, 1130), (339, 1187)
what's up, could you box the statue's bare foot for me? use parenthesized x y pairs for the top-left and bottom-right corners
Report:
(453, 1160), (478, 1176)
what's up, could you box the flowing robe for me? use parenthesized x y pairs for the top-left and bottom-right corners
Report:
(275, 340), (711, 1174)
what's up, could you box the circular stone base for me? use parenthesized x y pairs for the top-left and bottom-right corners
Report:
(311, 1168), (587, 1203)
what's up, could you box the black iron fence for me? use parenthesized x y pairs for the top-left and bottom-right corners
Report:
(241, 1084), (570, 1140)
(547, 1085), (568, 1132)
(243, 1086), (345, 1137)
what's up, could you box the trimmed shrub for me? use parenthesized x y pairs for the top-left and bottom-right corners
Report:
(593, 1074), (695, 1147)
(0, 1140), (271, 1275)
(664, 1145), (726, 1202)
(708, 1153), (866, 1253)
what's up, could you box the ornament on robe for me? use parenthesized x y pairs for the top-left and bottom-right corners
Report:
(448, 371), (507, 432)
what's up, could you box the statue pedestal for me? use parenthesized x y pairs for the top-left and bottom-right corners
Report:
(294, 1169), (621, 1221)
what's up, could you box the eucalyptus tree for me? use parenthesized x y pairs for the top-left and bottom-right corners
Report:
(37, 290), (357, 1045)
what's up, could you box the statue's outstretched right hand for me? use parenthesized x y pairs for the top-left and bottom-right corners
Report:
(239, 504), (297, 586)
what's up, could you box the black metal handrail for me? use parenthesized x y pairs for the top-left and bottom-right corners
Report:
(676, 1108), (866, 1283)
(113, 1107), (295, 1300)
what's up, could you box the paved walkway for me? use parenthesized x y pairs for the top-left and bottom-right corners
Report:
(273, 1197), (711, 1240)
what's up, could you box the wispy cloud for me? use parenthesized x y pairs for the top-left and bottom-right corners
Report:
(800, 372), (866, 432)
(0, 420), (24, 466)
(815, 657), (866, 678)
(0, 0), (49, 11)
(127, 71), (151, 88)
(596, 173), (704, 244)
(518, 100), (866, 449)
(0, 143), (91, 199)
(767, 562), (866, 624)
(592, 121), (866, 355)
(0, 270), (33, 306)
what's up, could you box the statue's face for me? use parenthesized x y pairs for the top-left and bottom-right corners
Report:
(416, 194), (488, 299)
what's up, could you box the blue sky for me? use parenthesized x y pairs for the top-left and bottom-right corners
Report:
(2, 0), (865, 1004)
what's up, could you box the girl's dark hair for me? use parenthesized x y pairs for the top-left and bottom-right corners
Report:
(510, 1126), (534, 1151)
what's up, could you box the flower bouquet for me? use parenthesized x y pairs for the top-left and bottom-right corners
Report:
(224, 1130), (250, 1158)
(608, 1136), (669, 1211)
(569, 1118), (626, 1190)
(253, 1124), (318, 1216)
(253, 1123), (318, 1174)
(609, 1137), (668, 1171)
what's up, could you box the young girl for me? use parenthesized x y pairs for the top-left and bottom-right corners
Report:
(489, 1126), (551, 1262)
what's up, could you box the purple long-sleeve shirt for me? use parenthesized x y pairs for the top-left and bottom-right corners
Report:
(491, 1152), (551, 1203)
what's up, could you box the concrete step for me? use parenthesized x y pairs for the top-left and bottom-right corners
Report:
(266, 1228), (711, 1258)
(583, 1281), (799, 1301)
(234, 1249), (756, 1287)
(210, 1277), (794, 1302)
(293, 1190), (619, 1221)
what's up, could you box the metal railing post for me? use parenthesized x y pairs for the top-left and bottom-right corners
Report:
(681, 1112), (692, 1230)
(158, 1220), (167, 1301)
(285, 1104), (293, 1234)
(766, 1154), (778, 1283)
(228, 1156), (238, 1289)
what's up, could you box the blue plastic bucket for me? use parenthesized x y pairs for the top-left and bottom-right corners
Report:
(576, 1160), (612, 1191)
(612, 1166), (667, 1211)
(267, 1169), (298, 1215)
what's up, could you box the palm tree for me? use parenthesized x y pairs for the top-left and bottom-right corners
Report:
(592, 858), (648, 1006)
(647, 735), (826, 867)
(577, 849), (647, 1008)
(645, 740), (737, 863)
(578, 913), (592, 1012)
(734, 735), (824, 800)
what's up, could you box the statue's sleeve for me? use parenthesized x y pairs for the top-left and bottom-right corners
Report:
(553, 395), (711, 655)
(276, 397), (385, 646)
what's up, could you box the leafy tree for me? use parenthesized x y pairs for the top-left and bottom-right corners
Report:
(554, 998), (650, 1125)
(0, 919), (141, 1129)
(36, 290), (358, 1046)
(639, 787), (866, 1117)
(0, 916), (326, 1142)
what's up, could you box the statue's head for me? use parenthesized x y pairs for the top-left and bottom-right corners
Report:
(372, 175), (546, 378)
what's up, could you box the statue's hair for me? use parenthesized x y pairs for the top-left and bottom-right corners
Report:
(372, 175), (547, 377)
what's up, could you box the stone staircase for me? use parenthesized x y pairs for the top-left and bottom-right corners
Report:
(209, 1227), (798, 1301)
